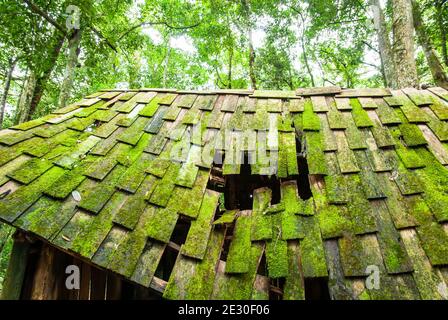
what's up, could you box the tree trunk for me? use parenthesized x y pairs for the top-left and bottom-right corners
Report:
(297, 12), (315, 87)
(369, 0), (396, 88)
(27, 34), (65, 121)
(412, 0), (448, 89)
(58, 28), (81, 109)
(0, 58), (17, 129)
(248, 29), (257, 90)
(436, 1), (448, 67)
(15, 71), (37, 125)
(392, 0), (419, 88)
(16, 32), (65, 124)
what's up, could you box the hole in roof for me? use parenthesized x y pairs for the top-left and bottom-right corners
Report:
(304, 278), (331, 300)
(154, 244), (179, 282)
(169, 217), (191, 246)
(224, 161), (281, 211)
(294, 127), (312, 200)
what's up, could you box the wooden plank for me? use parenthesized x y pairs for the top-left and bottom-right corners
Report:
(163, 229), (224, 299)
(1, 232), (30, 300)
(334, 131), (360, 173)
(400, 229), (447, 300)
(338, 234), (383, 277)
(300, 216), (328, 278)
(79, 262), (91, 300)
(90, 267), (107, 300)
(310, 96), (329, 112)
(225, 214), (252, 273)
(336, 88), (392, 97)
(296, 86), (342, 96)
(283, 241), (305, 300)
(181, 190), (220, 259)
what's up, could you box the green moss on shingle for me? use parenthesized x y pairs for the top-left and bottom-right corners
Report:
(265, 213), (289, 278)
(225, 215), (252, 273)
(350, 98), (373, 128)
(302, 99), (320, 131)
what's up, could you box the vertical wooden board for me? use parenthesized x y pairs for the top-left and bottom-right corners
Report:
(345, 174), (377, 235)
(334, 131), (360, 173)
(371, 200), (413, 274)
(280, 132), (298, 176)
(302, 99), (321, 131)
(305, 131), (327, 175)
(318, 113), (338, 152)
(130, 241), (166, 287)
(163, 229), (224, 300)
(324, 240), (357, 300)
(225, 215), (252, 273)
(90, 267), (106, 300)
(1, 234), (30, 300)
(300, 216), (328, 278)
(79, 262), (91, 300)
(181, 190), (220, 259)
(283, 241), (305, 300)
(400, 229), (447, 300)
(251, 188), (273, 241)
(265, 213), (289, 278)
(211, 242), (264, 300)
(353, 150), (386, 199)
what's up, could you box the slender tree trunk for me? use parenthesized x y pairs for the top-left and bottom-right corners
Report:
(15, 71), (37, 124)
(412, 0), (448, 89)
(369, 0), (396, 87)
(436, 1), (448, 67)
(297, 12), (315, 87)
(392, 0), (419, 88)
(162, 36), (171, 88)
(248, 29), (257, 89)
(26, 34), (65, 121)
(0, 58), (17, 129)
(58, 28), (81, 108)
(228, 47), (233, 89)
(241, 0), (257, 89)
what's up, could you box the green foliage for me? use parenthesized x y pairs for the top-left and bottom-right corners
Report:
(0, 0), (447, 130)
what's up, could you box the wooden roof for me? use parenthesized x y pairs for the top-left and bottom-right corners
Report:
(0, 86), (448, 299)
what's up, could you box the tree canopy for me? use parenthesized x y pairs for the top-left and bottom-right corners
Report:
(0, 0), (447, 128)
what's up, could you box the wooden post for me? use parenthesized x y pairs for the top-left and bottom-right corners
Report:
(1, 231), (30, 300)
(79, 262), (91, 300)
(29, 244), (73, 300)
(106, 274), (122, 300)
(90, 267), (107, 300)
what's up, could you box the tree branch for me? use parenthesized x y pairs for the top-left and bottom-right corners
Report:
(118, 21), (201, 41)
(23, 0), (67, 36)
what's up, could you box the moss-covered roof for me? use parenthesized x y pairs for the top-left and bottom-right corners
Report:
(1, 86), (448, 299)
